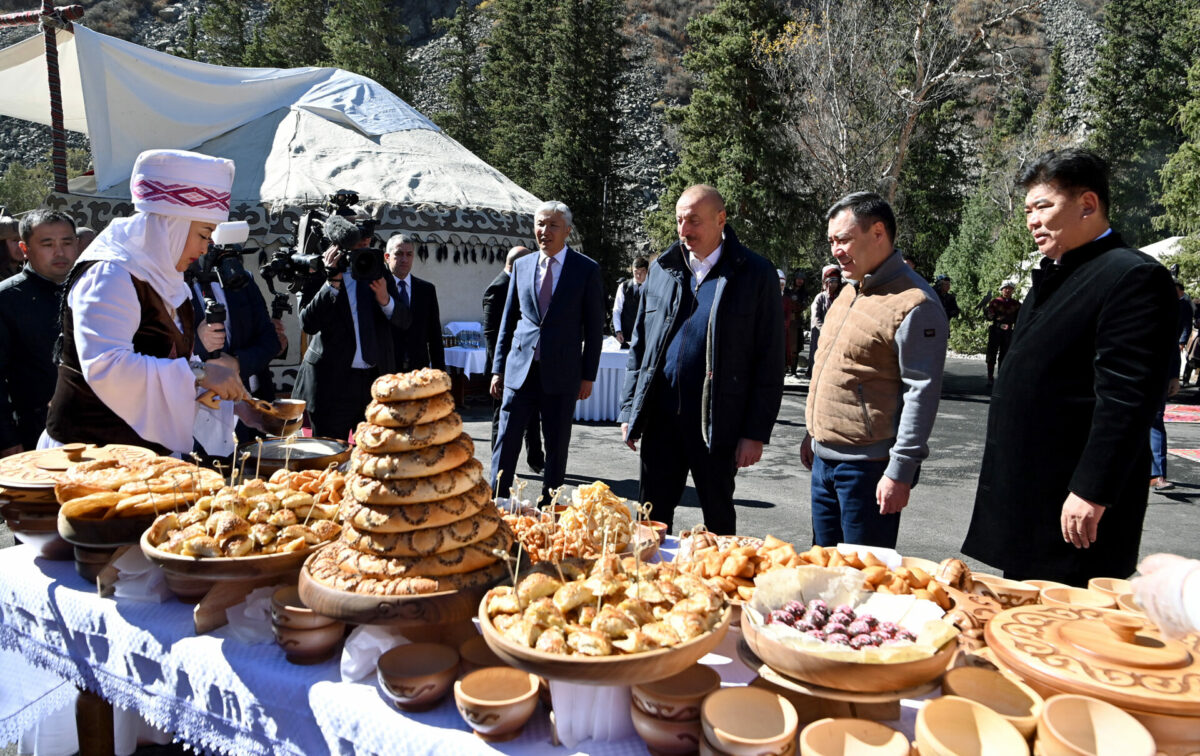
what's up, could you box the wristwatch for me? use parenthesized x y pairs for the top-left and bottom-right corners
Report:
(190, 361), (207, 385)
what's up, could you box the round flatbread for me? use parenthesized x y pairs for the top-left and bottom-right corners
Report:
(354, 413), (463, 454)
(340, 481), (491, 533)
(328, 525), (513, 577)
(364, 392), (456, 428)
(306, 543), (508, 596)
(372, 369), (453, 403)
(347, 458), (485, 505)
(351, 433), (475, 480)
(341, 507), (503, 557)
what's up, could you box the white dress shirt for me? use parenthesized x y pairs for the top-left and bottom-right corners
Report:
(380, 272), (412, 320)
(612, 280), (642, 334)
(537, 248), (568, 300)
(687, 243), (724, 288)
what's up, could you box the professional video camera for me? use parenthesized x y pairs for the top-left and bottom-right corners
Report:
(186, 221), (253, 291)
(260, 190), (385, 292)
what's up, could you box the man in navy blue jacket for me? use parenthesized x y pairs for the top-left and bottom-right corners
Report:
(490, 201), (605, 503)
(619, 185), (784, 533)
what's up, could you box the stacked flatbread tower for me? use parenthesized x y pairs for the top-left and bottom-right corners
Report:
(306, 369), (513, 595)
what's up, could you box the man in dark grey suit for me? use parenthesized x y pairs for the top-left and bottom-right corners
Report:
(385, 233), (446, 372)
(490, 202), (605, 502)
(482, 245), (542, 471)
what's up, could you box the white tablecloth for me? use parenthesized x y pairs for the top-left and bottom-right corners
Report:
(575, 337), (630, 422)
(444, 321), (482, 336)
(444, 347), (489, 378)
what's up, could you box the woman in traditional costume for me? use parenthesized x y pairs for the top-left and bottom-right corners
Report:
(43, 149), (249, 455)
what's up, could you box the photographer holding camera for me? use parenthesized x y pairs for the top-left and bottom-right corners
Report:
(292, 210), (409, 441)
(187, 221), (285, 458)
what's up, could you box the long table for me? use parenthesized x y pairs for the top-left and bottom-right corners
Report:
(574, 338), (630, 423)
(0, 544), (925, 755)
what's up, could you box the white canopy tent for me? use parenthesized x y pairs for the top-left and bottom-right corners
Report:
(1141, 236), (1185, 262)
(0, 25), (542, 322)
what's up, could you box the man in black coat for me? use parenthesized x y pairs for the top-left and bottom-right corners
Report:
(963, 148), (1177, 585)
(619, 185), (784, 533)
(292, 240), (409, 441)
(384, 233), (446, 372)
(482, 246), (542, 470)
(0, 210), (80, 455)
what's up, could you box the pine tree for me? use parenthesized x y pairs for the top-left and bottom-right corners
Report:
(647, 0), (800, 265)
(185, 15), (199, 61)
(325, 0), (416, 99)
(253, 0), (329, 69)
(531, 0), (626, 274)
(199, 0), (247, 67)
(433, 0), (487, 155)
(1086, 0), (1200, 245)
(479, 0), (556, 190)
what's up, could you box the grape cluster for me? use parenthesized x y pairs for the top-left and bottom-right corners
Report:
(765, 599), (917, 649)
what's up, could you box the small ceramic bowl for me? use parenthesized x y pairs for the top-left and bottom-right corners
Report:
(272, 620), (345, 664)
(1039, 587), (1116, 611)
(702, 686), (798, 756)
(1087, 577), (1133, 599)
(1036, 694), (1155, 756)
(916, 695), (1029, 756)
(799, 717), (909, 756)
(458, 634), (506, 676)
(454, 666), (540, 741)
(972, 574), (1041, 608)
(271, 586), (336, 630)
(376, 642), (459, 712)
(632, 664), (721, 721)
(941, 666), (1044, 740)
(1115, 592), (1145, 615)
(646, 520), (670, 545)
(631, 703), (705, 755)
(1024, 580), (1070, 595)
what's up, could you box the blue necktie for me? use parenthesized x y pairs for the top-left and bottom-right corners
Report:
(355, 280), (378, 366)
(398, 279), (409, 308)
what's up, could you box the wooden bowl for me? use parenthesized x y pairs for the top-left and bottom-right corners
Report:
(299, 560), (497, 626)
(632, 663), (721, 721)
(916, 695), (1029, 756)
(271, 585), (336, 630)
(272, 619), (345, 664)
(453, 667), (540, 741)
(376, 642), (460, 712)
(1038, 587), (1116, 611)
(631, 703), (705, 755)
(1036, 694), (1155, 756)
(798, 718), (910, 756)
(141, 530), (321, 582)
(741, 608), (958, 693)
(58, 509), (157, 547)
(1024, 580), (1070, 595)
(646, 520), (669, 545)
(973, 575), (1042, 608)
(479, 597), (733, 686)
(1087, 578), (1133, 600)
(942, 666), (1044, 739)
(1114, 593), (1144, 616)
(702, 686), (798, 756)
(459, 634), (506, 676)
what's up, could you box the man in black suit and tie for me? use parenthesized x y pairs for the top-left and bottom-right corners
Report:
(483, 246), (543, 472)
(491, 202), (605, 502)
(385, 233), (446, 372)
(292, 236), (409, 441)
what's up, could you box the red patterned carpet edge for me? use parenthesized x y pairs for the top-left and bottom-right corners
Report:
(1167, 448), (1200, 463)
(1164, 404), (1200, 423)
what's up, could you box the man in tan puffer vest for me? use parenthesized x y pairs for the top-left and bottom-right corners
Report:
(800, 192), (948, 548)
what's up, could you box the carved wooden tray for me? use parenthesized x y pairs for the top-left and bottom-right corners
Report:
(140, 530), (322, 581)
(0, 444), (155, 489)
(479, 599), (733, 686)
(985, 604), (1200, 717)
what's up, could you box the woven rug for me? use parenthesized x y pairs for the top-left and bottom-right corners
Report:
(1164, 404), (1200, 423)
(1167, 448), (1200, 463)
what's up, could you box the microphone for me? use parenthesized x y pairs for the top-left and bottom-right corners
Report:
(324, 214), (361, 251)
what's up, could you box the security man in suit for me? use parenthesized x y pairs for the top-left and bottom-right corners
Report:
(482, 245), (543, 471)
(612, 256), (649, 348)
(292, 232), (408, 441)
(490, 201), (605, 502)
(385, 233), (446, 372)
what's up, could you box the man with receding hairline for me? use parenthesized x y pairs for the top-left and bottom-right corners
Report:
(619, 184), (784, 533)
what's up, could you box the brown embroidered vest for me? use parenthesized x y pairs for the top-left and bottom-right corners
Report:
(46, 260), (195, 454)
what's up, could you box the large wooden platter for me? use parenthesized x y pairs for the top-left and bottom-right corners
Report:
(985, 604), (1200, 717)
(296, 559), (496, 627)
(740, 609), (957, 693)
(0, 444), (154, 488)
(737, 638), (940, 703)
(139, 530), (322, 581)
(58, 510), (157, 548)
(479, 599), (733, 686)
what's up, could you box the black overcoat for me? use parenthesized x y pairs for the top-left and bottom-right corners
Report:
(963, 233), (1177, 581)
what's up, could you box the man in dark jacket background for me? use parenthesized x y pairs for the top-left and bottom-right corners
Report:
(619, 184), (784, 533)
(963, 148), (1177, 585)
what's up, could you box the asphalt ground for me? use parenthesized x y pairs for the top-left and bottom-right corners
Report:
(3, 355), (1199, 754)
